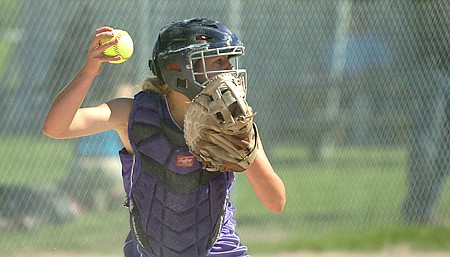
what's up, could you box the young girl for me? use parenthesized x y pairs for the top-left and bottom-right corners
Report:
(43, 18), (286, 257)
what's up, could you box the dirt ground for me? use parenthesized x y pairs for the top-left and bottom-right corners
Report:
(8, 246), (450, 257)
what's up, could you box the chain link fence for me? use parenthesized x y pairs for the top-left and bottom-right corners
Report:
(1, 0), (450, 255)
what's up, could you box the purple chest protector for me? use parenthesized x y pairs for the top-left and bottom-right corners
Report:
(121, 92), (233, 257)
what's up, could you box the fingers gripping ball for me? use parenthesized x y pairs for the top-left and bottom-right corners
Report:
(184, 73), (259, 172)
(100, 29), (134, 64)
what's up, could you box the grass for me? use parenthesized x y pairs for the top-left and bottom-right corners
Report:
(0, 135), (73, 186)
(1, 136), (450, 256)
(1, 211), (129, 254)
(232, 145), (450, 254)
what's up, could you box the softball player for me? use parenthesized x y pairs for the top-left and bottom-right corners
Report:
(43, 18), (285, 257)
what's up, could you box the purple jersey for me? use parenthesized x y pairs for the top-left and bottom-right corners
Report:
(120, 92), (249, 257)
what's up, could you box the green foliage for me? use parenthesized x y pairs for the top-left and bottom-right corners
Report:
(0, 0), (19, 25)
(0, 0), (20, 88)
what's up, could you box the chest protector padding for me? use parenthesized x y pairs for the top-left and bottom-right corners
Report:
(128, 92), (230, 257)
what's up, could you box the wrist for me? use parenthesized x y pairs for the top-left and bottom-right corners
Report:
(78, 67), (100, 84)
(80, 62), (102, 78)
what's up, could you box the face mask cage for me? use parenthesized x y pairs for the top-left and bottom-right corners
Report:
(188, 45), (246, 88)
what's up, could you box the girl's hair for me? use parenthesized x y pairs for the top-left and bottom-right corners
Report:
(141, 76), (171, 95)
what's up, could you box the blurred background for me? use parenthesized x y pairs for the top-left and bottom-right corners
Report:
(1, 0), (450, 256)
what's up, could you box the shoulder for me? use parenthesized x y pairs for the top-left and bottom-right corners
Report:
(104, 97), (134, 129)
(109, 91), (160, 106)
(107, 92), (163, 122)
(107, 97), (134, 111)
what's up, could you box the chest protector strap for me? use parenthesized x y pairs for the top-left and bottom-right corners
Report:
(128, 92), (231, 257)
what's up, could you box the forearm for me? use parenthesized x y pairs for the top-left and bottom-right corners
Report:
(244, 147), (286, 213)
(42, 67), (97, 138)
(43, 27), (119, 138)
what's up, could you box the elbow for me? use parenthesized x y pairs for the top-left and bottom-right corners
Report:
(268, 194), (286, 214)
(42, 124), (64, 139)
(42, 127), (57, 139)
(272, 184), (287, 214)
(272, 198), (286, 214)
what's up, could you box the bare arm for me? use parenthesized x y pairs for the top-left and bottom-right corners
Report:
(244, 139), (286, 213)
(42, 27), (125, 139)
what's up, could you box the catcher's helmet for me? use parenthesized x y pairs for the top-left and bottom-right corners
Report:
(150, 17), (246, 99)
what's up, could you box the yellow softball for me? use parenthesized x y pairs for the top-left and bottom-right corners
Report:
(100, 29), (134, 64)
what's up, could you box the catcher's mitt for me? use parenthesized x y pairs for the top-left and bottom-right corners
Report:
(184, 73), (259, 172)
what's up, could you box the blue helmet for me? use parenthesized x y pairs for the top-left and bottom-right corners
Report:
(150, 18), (246, 99)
